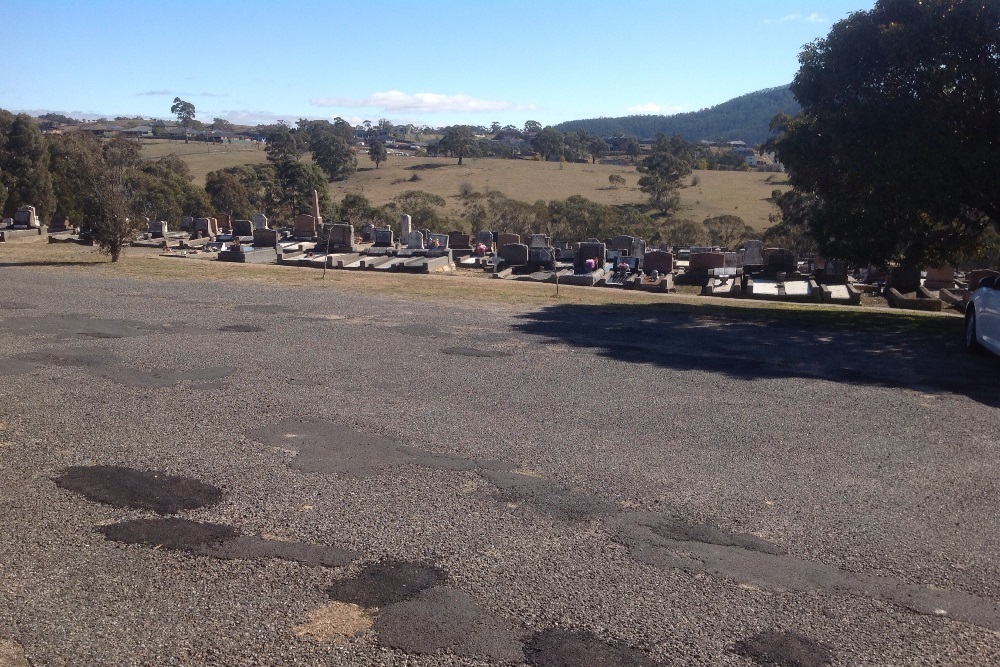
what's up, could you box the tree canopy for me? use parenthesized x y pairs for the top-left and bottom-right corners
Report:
(636, 133), (694, 214)
(770, 0), (1000, 267)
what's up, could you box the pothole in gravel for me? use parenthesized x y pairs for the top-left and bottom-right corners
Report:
(21, 348), (117, 368)
(54, 466), (223, 514)
(249, 418), (511, 477)
(0, 315), (154, 339)
(524, 628), (662, 667)
(0, 358), (36, 376)
(0, 301), (33, 310)
(375, 586), (523, 662)
(294, 602), (373, 644)
(99, 518), (356, 567)
(11, 350), (234, 388)
(732, 630), (833, 667)
(441, 347), (511, 358)
(395, 323), (442, 338)
(218, 324), (265, 333)
(327, 560), (448, 608)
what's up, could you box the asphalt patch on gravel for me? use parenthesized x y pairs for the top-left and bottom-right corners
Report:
(441, 347), (511, 358)
(249, 417), (510, 478)
(524, 628), (662, 667)
(8, 349), (234, 388)
(0, 314), (159, 339)
(732, 630), (833, 667)
(218, 324), (265, 333)
(0, 300), (34, 310)
(327, 560), (448, 608)
(375, 586), (524, 662)
(479, 469), (619, 522)
(609, 511), (1000, 631)
(54, 466), (223, 514)
(99, 518), (355, 567)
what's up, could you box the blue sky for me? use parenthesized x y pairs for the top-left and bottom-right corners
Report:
(2, 0), (876, 128)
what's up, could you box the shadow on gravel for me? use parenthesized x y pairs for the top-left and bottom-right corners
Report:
(513, 303), (1000, 407)
(0, 260), (106, 268)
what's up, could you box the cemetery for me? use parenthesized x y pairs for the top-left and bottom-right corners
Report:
(2, 195), (987, 315)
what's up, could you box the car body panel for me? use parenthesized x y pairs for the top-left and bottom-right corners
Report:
(969, 282), (1000, 355)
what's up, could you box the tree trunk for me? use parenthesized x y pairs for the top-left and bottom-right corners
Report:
(110, 247), (121, 262)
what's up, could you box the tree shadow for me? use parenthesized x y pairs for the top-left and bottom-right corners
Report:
(513, 303), (1000, 408)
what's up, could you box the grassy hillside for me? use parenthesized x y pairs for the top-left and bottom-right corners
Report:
(143, 141), (790, 231)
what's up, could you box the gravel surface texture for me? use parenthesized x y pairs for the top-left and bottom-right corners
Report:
(0, 267), (998, 666)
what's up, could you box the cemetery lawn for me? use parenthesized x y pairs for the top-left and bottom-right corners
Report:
(139, 140), (791, 230)
(1, 242), (961, 335)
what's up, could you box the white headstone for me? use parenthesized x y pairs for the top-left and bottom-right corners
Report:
(252, 213), (269, 230)
(399, 214), (412, 237)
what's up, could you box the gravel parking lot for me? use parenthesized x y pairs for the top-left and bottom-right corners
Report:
(1, 266), (998, 666)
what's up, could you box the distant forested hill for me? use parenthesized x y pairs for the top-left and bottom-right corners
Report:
(555, 85), (800, 146)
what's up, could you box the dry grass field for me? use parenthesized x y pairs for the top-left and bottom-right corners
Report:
(141, 140), (791, 231)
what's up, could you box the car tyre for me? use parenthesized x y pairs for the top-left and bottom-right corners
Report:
(965, 308), (983, 353)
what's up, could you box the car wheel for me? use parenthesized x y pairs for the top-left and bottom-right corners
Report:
(965, 308), (983, 353)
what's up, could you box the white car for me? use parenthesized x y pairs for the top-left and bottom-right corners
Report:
(965, 276), (1000, 355)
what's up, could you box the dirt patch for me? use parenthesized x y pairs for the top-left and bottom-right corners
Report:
(54, 466), (223, 514)
(293, 602), (373, 644)
(374, 587), (523, 662)
(98, 518), (355, 567)
(327, 560), (448, 608)
(732, 630), (834, 667)
(525, 628), (662, 667)
(441, 347), (511, 358)
(0, 639), (30, 667)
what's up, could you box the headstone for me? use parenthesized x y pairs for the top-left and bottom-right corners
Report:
(215, 213), (232, 231)
(497, 233), (521, 247)
(527, 234), (550, 249)
(360, 223), (375, 243)
(253, 228), (277, 247)
(232, 220), (253, 236)
(49, 215), (72, 233)
(399, 214), (412, 237)
(326, 223), (354, 250)
(723, 252), (741, 268)
(824, 259), (848, 284)
(500, 243), (529, 266)
(575, 242), (606, 273)
(293, 214), (318, 239)
(889, 267), (921, 293)
(252, 213), (269, 230)
(428, 233), (449, 250)
(643, 251), (674, 274)
(193, 218), (213, 237)
(924, 265), (956, 290)
(13, 206), (39, 228)
(448, 230), (472, 249)
(529, 247), (555, 266)
(404, 230), (425, 249)
(688, 252), (725, 272)
(743, 240), (764, 266)
(209, 217), (220, 236)
(608, 235), (635, 251)
(764, 248), (797, 274)
(374, 227), (394, 247)
(475, 230), (495, 252)
(149, 220), (168, 238)
(181, 216), (194, 232)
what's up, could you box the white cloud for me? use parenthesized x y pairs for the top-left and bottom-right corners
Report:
(627, 103), (686, 115)
(309, 90), (533, 114)
(763, 12), (827, 25)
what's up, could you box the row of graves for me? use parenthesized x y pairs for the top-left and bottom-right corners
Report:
(273, 216), (455, 274)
